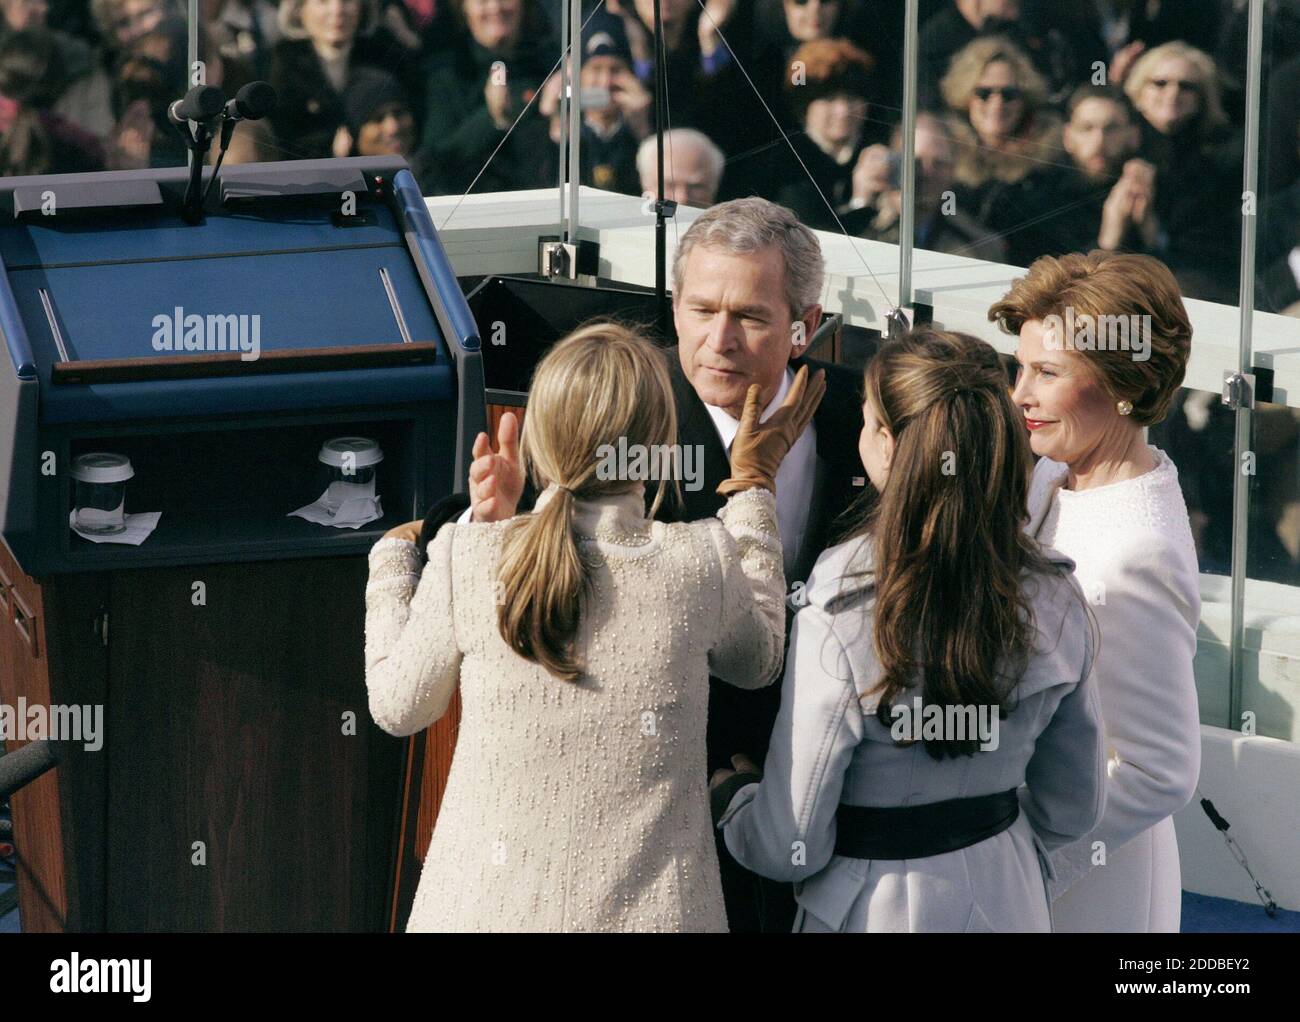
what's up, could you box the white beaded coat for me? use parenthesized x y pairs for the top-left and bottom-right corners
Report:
(364, 483), (786, 931)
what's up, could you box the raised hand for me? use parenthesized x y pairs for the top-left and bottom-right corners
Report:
(610, 67), (654, 139)
(852, 144), (893, 205)
(718, 364), (826, 497)
(468, 411), (525, 522)
(698, 0), (737, 57)
(484, 74), (513, 130)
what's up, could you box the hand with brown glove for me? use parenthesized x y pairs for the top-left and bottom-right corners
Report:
(717, 364), (827, 497)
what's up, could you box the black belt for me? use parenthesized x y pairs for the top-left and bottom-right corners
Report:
(834, 789), (1020, 860)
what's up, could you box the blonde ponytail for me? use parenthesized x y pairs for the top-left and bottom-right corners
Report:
(494, 322), (678, 682)
(496, 486), (587, 682)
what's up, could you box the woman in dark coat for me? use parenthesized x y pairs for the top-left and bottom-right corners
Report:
(418, 0), (554, 196)
(1121, 40), (1243, 302)
(773, 37), (878, 232)
(267, 0), (415, 162)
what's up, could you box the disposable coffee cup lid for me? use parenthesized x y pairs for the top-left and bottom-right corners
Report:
(319, 436), (384, 469)
(71, 452), (134, 484)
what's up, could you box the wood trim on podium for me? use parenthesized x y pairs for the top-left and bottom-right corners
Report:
(388, 402), (526, 930)
(50, 342), (439, 385)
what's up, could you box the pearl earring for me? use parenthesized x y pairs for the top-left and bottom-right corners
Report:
(1117, 400), (1133, 416)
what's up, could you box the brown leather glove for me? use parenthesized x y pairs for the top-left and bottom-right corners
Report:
(717, 364), (827, 497)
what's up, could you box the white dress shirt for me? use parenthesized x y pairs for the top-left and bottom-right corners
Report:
(704, 366), (817, 579)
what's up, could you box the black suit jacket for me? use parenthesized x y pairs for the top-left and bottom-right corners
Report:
(419, 347), (867, 770)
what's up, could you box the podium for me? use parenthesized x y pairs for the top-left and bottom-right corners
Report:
(0, 157), (483, 930)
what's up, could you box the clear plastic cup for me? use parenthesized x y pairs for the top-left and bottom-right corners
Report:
(71, 453), (133, 535)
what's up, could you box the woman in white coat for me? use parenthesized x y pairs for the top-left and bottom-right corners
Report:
(363, 323), (824, 931)
(990, 250), (1202, 932)
(712, 328), (1108, 932)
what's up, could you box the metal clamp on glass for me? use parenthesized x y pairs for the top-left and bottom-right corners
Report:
(1223, 370), (1257, 410)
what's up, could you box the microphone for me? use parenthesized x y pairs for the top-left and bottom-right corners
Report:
(0, 740), (60, 802)
(216, 81), (277, 152)
(168, 84), (226, 130)
(222, 80), (277, 124)
(171, 85), (226, 225)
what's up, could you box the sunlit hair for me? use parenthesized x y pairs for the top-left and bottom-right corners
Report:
(636, 128), (725, 195)
(497, 322), (678, 682)
(987, 250), (1192, 426)
(1124, 41), (1229, 139)
(783, 37), (875, 124)
(90, 0), (182, 37)
(672, 196), (824, 321)
(277, 0), (380, 39)
(940, 35), (1048, 116)
(839, 328), (1066, 758)
(445, 0), (548, 41)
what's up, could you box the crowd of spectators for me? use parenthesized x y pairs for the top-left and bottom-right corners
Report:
(6, 0), (1300, 308)
(7, 0), (1300, 580)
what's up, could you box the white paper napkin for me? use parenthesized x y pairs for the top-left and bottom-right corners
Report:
(288, 482), (384, 529)
(69, 509), (162, 545)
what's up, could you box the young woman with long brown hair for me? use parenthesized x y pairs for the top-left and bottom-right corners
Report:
(364, 321), (823, 931)
(713, 327), (1106, 932)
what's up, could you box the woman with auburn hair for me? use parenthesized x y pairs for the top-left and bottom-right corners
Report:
(990, 250), (1201, 932)
(713, 327), (1106, 932)
(775, 37), (879, 232)
(938, 36), (1062, 225)
(364, 322), (824, 932)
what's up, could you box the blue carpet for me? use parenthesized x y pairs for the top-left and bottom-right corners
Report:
(0, 877), (17, 934)
(1180, 891), (1300, 932)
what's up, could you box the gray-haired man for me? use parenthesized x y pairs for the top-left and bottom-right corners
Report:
(433, 197), (867, 931)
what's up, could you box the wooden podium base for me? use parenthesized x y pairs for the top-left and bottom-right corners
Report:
(0, 536), (405, 932)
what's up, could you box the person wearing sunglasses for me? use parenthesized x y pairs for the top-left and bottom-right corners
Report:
(1117, 40), (1242, 303)
(937, 35), (1061, 230)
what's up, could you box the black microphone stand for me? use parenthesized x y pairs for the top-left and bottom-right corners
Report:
(177, 116), (218, 225)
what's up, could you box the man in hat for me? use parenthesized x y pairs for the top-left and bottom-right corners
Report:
(537, 11), (651, 196)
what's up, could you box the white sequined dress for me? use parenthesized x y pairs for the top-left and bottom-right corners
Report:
(364, 483), (786, 931)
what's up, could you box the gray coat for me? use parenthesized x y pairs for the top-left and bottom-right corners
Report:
(717, 535), (1108, 932)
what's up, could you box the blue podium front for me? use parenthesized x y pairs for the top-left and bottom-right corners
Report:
(0, 157), (482, 931)
(0, 156), (483, 575)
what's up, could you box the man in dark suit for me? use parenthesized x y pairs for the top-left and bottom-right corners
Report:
(422, 197), (866, 932)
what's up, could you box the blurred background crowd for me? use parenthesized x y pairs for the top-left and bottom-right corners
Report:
(4, 0), (1300, 579)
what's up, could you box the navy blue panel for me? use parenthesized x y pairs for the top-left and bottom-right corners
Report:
(0, 252), (36, 379)
(11, 245), (442, 371)
(392, 170), (480, 353)
(0, 203), (403, 269)
(39, 364), (453, 424)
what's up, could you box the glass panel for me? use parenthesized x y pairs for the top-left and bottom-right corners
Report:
(1240, 0), (1300, 742)
(1, 0), (190, 179)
